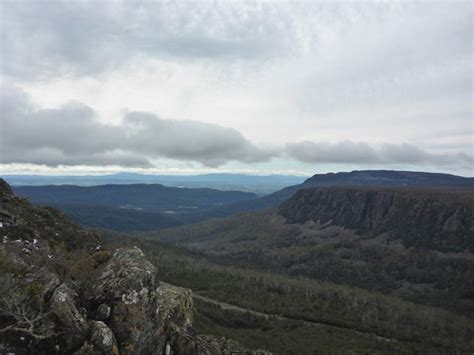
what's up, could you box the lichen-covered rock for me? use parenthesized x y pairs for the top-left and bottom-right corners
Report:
(84, 247), (158, 304)
(96, 303), (111, 321)
(89, 321), (119, 354)
(156, 283), (193, 327)
(50, 283), (89, 350)
(83, 247), (163, 353)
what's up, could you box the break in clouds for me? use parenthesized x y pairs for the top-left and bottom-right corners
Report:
(1, 85), (471, 169)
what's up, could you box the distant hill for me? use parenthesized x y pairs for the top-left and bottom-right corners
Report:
(49, 204), (182, 232)
(4, 173), (306, 194)
(11, 184), (258, 231)
(202, 170), (474, 219)
(12, 184), (257, 212)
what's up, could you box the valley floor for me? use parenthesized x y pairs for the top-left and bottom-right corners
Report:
(103, 232), (474, 354)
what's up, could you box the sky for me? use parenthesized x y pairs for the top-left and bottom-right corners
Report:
(0, 0), (472, 176)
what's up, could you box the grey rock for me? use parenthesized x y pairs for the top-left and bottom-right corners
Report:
(96, 303), (111, 321)
(0, 178), (13, 197)
(50, 283), (89, 350)
(84, 247), (160, 353)
(90, 321), (119, 354)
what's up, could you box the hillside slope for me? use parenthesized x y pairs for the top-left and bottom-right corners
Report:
(0, 179), (269, 354)
(150, 187), (474, 318)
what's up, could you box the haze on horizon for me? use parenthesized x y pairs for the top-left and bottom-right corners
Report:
(0, 0), (472, 177)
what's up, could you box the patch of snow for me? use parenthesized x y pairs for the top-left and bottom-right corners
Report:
(0, 222), (3, 228)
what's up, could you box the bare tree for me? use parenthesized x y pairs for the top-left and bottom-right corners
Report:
(0, 275), (56, 341)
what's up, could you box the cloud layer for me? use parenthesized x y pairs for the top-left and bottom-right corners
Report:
(1, 85), (471, 170)
(286, 141), (473, 168)
(0, 1), (472, 174)
(0, 85), (273, 167)
(1, 1), (290, 80)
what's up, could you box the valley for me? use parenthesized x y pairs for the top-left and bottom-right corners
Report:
(3, 170), (474, 353)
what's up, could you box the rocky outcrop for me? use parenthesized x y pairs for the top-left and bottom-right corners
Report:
(81, 247), (195, 354)
(279, 187), (474, 252)
(51, 284), (90, 350)
(0, 179), (270, 354)
(0, 178), (13, 197)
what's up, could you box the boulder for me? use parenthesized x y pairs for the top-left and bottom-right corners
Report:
(50, 283), (89, 351)
(83, 247), (160, 353)
(89, 321), (119, 354)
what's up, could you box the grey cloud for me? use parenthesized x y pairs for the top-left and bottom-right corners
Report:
(123, 112), (273, 167)
(1, 85), (471, 170)
(0, 1), (289, 80)
(0, 85), (273, 167)
(286, 141), (473, 168)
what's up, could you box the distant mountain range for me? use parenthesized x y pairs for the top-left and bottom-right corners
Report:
(4, 172), (307, 194)
(7, 170), (474, 232)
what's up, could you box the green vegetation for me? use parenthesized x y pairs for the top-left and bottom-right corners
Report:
(194, 299), (445, 355)
(144, 208), (474, 316)
(103, 232), (474, 353)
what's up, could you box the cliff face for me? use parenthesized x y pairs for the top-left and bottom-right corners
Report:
(0, 179), (269, 355)
(279, 187), (474, 252)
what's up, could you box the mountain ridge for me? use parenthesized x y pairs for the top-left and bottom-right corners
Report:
(201, 170), (474, 220)
(279, 186), (474, 252)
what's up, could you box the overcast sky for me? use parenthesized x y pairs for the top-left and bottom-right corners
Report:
(0, 0), (472, 176)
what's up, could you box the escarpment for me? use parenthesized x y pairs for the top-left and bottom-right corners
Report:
(279, 187), (474, 252)
(0, 179), (270, 354)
